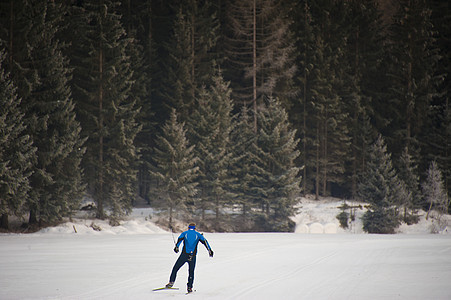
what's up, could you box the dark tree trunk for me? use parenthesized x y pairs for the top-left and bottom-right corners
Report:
(1, 214), (9, 230)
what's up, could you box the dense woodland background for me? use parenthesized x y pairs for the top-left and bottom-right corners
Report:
(0, 0), (449, 232)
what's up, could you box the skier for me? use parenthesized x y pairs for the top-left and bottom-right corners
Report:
(166, 223), (214, 293)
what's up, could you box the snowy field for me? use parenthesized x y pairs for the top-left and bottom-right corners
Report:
(1, 198), (451, 300)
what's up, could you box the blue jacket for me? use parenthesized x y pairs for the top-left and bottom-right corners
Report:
(176, 228), (211, 255)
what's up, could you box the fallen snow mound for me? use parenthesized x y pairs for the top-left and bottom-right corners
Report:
(34, 196), (450, 235)
(292, 195), (450, 235)
(38, 208), (167, 235)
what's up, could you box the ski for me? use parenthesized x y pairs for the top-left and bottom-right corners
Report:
(186, 290), (196, 295)
(152, 287), (179, 291)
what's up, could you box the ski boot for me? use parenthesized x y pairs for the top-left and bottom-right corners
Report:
(165, 282), (174, 288)
(187, 287), (193, 293)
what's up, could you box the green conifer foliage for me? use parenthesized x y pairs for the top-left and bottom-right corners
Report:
(308, 34), (350, 198)
(160, 7), (195, 118)
(423, 161), (449, 220)
(120, 3), (154, 203)
(179, 0), (220, 87)
(293, 0), (351, 198)
(0, 0), (39, 101)
(187, 71), (234, 226)
(1, 0), (85, 225)
(24, 1), (85, 224)
(229, 105), (257, 227)
(428, 0), (450, 200)
(398, 147), (422, 220)
(154, 0), (219, 123)
(254, 97), (301, 230)
(150, 109), (199, 228)
(0, 51), (35, 229)
(423, 98), (450, 211)
(291, 0), (315, 196)
(224, 0), (297, 130)
(387, 0), (440, 157)
(71, 0), (141, 220)
(359, 135), (404, 233)
(341, 0), (386, 198)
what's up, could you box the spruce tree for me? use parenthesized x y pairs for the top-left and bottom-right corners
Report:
(351, 108), (376, 199)
(386, 0), (440, 158)
(178, 0), (220, 87)
(292, 0), (351, 198)
(1, 0), (85, 225)
(429, 0), (450, 200)
(150, 109), (199, 228)
(423, 161), (449, 220)
(158, 7), (195, 119)
(154, 0), (219, 123)
(229, 105), (257, 227)
(0, 0), (39, 100)
(119, 1), (155, 203)
(186, 71), (234, 225)
(359, 135), (404, 233)
(423, 96), (450, 212)
(341, 0), (386, 198)
(224, 0), (297, 131)
(70, 0), (141, 220)
(398, 146), (422, 223)
(291, 0), (315, 195)
(308, 35), (350, 198)
(253, 97), (302, 231)
(0, 50), (35, 230)
(25, 1), (85, 225)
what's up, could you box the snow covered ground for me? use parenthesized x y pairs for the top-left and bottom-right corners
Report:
(292, 196), (450, 235)
(1, 197), (451, 300)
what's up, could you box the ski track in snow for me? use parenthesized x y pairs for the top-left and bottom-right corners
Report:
(227, 249), (340, 299)
(67, 275), (149, 300)
(302, 241), (393, 299)
(1, 233), (451, 299)
(2, 198), (451, 300)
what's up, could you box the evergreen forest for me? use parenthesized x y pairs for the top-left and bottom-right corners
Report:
(0, 0), (449, 232)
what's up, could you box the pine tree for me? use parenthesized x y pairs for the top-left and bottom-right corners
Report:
(154, 0), (219, 123)
(291, 0), (315, 195)
(253, 97), (301, 231)
(119, 0), (155, 203)
(425, 0), (451, 203)
(0, 50), (35, 230)
(25, 1), (85, 225)
(158, 6), (195, 119)
(397, 146), (422, 224)
(0, 0), (39, 101)
(351, 108), (376, 199)
(186, 71), (234, 225)
(359, 135), (404, 233)
(292, 0), (351, 198)
(423, 161), (448, 220)
(150, 109), (199, 228)
(1, 0), (39, 225)
(1, 0), (85, 225)
(178, 0), (220, 87)
(386, 0), (441, 158)
(224, 0), (297, 131)
(308, 35), (350, 198)
(341, 0), (386, 198)
(423, 90), (451, 214)
(229, 105), (257, 227)
(70, 0), (141, 220)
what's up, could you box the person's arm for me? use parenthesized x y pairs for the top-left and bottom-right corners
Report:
(174, 234), (184, 253)
(199, 234), (213, 257)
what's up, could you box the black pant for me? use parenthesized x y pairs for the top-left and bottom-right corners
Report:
(169, 252), (196, 288)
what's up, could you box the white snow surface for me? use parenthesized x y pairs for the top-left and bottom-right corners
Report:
(1, 197), (451, 300)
